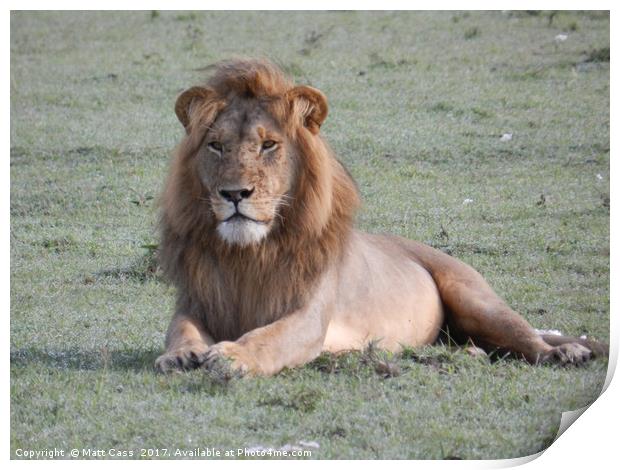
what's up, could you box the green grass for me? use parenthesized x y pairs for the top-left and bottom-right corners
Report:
(10, 11), (609, 460)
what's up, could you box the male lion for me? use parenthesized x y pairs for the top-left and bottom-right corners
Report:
(155, 59), (606, 376)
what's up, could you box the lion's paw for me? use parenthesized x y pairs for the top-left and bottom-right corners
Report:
(541, 343), (592, 365)
(154, 343), (210, 373)
(203, 341), (258, 377)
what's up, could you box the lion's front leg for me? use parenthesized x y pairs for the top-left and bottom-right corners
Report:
(155, 313), (215, 373)
(204, 295), (333, 377)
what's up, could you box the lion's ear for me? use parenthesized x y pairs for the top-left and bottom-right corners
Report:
(175, 86), (216, 133)
(285, 86), (328, 135)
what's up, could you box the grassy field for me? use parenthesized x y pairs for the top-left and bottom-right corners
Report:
(10, 11), (610, 460)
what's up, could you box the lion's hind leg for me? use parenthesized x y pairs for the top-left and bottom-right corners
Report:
(438, 286), (557, 364)
(403, 239), (600, 365)
(436, 279), (608, 365)
(439, 282), (599, 365)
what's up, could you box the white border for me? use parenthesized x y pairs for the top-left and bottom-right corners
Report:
(5, 3), (615, 468)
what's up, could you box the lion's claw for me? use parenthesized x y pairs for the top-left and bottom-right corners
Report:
(154, 344), (210, 373)
(541, 343), (592, 366)
(201, 341), (255, 377)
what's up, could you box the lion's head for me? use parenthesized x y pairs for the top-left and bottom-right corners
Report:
(168, 59), (342, 247)
(159, 59), (360, 338)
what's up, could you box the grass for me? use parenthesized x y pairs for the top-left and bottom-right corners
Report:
(10, 11), (609, 460)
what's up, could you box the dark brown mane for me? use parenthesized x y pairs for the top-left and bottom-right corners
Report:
(158, 59), (360, 341)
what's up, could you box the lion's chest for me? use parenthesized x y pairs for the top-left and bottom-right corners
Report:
(193, 260), (308, 341)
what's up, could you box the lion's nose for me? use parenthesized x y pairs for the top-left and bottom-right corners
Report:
(219, 187), (255, 203)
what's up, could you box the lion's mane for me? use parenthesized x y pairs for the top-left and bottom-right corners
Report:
(158, 59), (360, 341)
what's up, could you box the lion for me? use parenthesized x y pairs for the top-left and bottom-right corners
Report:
(154, 59), (607, 376)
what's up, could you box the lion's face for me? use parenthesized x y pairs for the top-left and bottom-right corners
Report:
(196, 99), (294, 247)
(174, 65), (331, 248)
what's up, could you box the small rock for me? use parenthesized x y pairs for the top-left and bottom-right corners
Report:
(299, 440), (320, 449)
(374, 360), (401, 377)
(535, 328), (563, 336)
(465, 346), (487, 358)
(555, 34), (568, 42)
(500, 133), (513, 142)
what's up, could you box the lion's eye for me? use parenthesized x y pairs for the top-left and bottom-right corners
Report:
(208, 141), (223, 152)
(261, 140), (277, 151)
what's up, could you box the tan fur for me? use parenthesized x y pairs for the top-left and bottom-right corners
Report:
(154, 59), (607, 375)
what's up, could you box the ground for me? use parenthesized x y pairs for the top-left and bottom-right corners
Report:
(10, 11), (609, 459)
